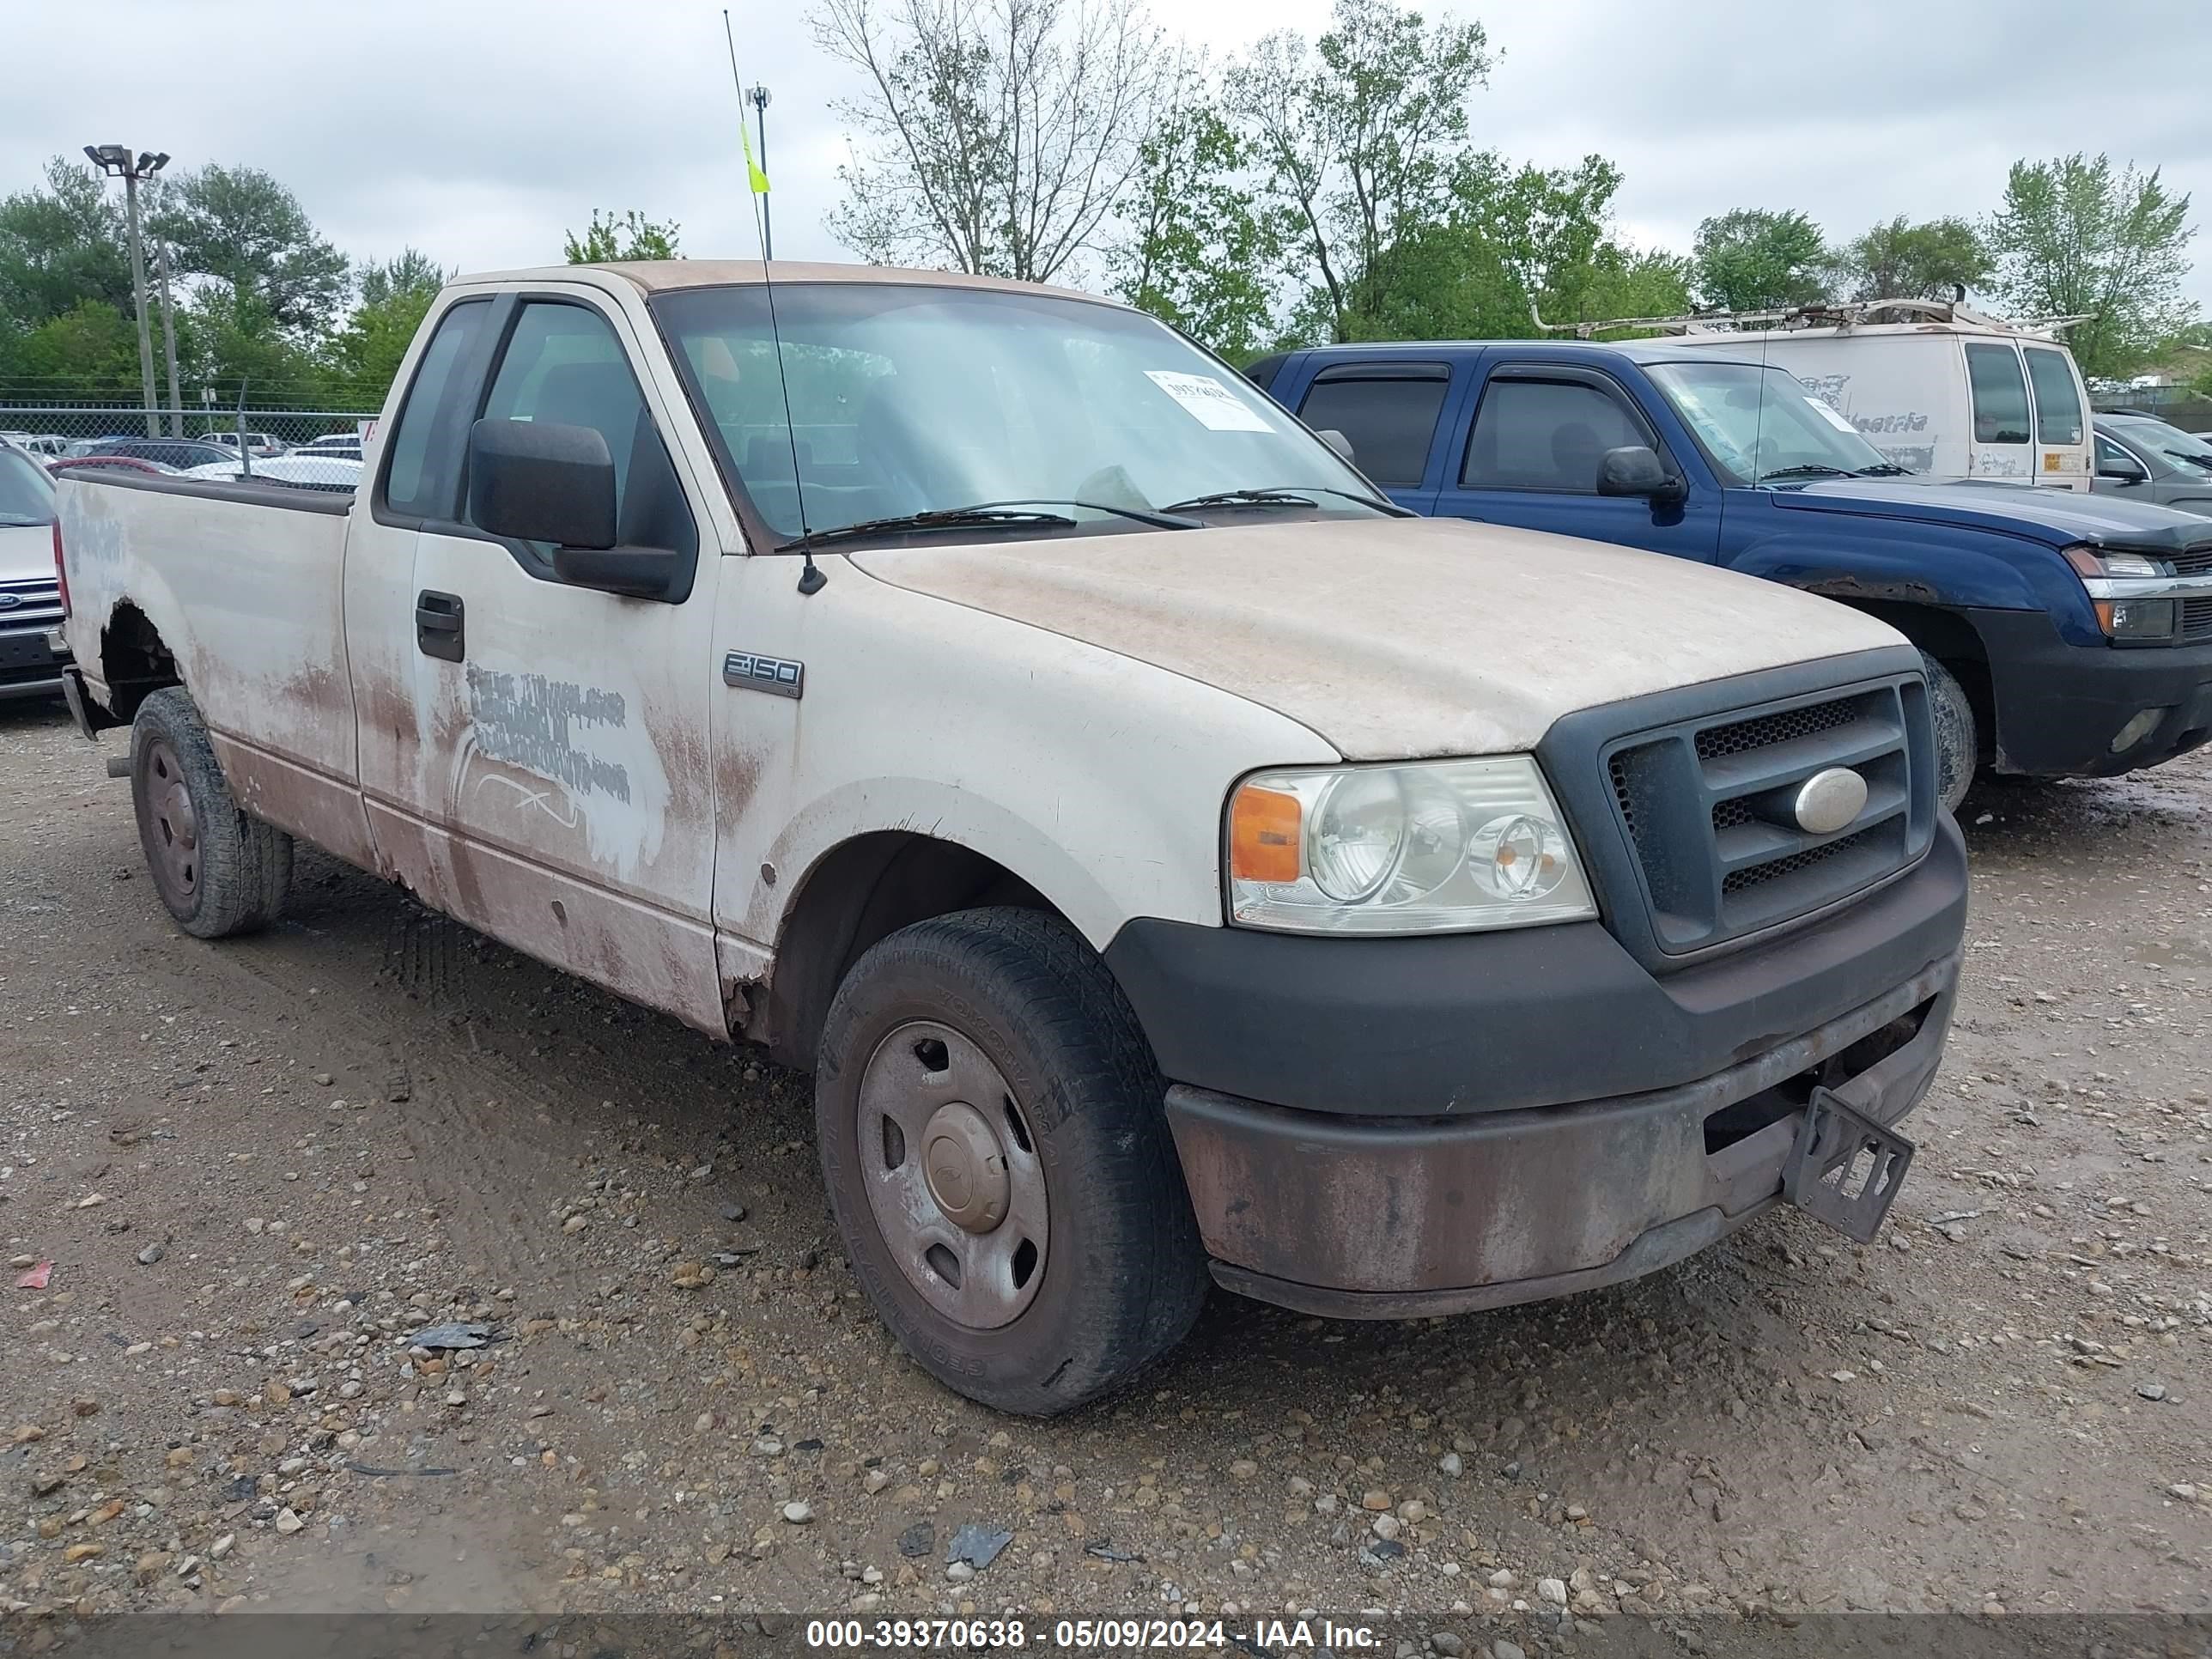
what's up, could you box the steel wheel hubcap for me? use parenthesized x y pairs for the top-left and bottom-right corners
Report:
(858, 1020), (1048, 1329)
(144, 738), (199, 901)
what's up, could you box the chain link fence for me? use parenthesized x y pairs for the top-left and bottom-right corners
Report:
(2, 403), (379, 493)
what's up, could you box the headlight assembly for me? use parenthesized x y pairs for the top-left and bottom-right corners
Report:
(1225, 756), (1597, 934)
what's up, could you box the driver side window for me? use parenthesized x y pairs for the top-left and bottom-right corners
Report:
(1462, 378), (1650, 492)
(474, 301), (696, 565)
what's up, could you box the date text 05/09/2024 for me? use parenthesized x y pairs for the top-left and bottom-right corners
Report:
(803, 1617), (1381, 1650)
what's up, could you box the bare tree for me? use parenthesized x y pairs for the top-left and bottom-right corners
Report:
(813, 0), (1180, 283)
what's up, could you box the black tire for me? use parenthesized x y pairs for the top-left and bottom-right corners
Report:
(1920, 652), (1976, 815)
(129, 687), (294, 939)
(817, 907), (1208, 1415)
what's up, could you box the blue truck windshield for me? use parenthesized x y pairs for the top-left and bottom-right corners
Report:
(1647, 361), (1897, 486)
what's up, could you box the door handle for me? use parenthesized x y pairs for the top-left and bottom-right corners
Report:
(416, 590), (465, 661)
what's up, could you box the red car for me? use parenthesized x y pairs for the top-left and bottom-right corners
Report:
(46, 454), (174, 477)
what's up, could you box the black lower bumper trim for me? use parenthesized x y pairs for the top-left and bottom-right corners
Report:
(1968, 607), (2212, 777)
(1105, 815), (1966, 1119)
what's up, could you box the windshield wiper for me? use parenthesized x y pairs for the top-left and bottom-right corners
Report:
(775, 498), (1197, 553)
(1162, 484), (1408, 516)
(1755, 464), (1856, 483)
(1850, 462), (1912, 476)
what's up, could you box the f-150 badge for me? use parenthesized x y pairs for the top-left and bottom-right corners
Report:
(722, 651), (804, 699)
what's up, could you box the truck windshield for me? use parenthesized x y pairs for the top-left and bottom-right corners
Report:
(650, 283), (1385, 545)
(1646, 361), (1898, 487)
(0, 446), (57, 526)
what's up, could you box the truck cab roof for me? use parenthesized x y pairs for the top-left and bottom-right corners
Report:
(450, 259), (1111, 308)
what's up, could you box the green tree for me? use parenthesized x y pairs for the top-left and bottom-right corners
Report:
(324, 248), (450, 398)
(151, 163), (350, 335)
(1341, 152), (1689, 343)
(563, 209), (683, 263)
(1691, 208), (1831, 312)
(1110, 99), (1279, 361)
(1226, 0), (1492, 343)
(1986, 153), (2197, 379)
(0, 157), (136, 327)
(0, 298), (149, 398)
(357, 246), (448, 307)
(1831, 215), (1990, 302)
(182, 292), (332, 404)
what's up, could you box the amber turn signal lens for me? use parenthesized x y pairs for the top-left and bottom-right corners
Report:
(1229, 784), (1302, 884)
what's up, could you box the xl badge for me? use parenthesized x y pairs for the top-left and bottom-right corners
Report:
(723, 650), (804, 700)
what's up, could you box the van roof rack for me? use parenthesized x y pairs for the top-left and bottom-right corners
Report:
(1529, 295), (2093, 341)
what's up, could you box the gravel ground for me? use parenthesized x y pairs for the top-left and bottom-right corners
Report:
(2, 698), (2209, 1643)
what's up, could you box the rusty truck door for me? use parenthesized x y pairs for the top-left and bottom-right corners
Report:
(366, 289), (728, 1035)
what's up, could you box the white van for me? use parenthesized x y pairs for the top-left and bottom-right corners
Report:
(1666, 305), (2094, 489)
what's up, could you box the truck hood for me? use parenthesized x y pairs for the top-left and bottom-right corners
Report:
(849, 515), (1902, 759)
(0, 520), (53, 586)
(1774, 477), (2212, 553)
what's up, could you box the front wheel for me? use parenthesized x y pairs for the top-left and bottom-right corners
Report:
(816, 908), (1207, 1415)
(1920, 653), (1976, 815)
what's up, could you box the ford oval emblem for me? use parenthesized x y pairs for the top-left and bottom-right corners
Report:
(0, 593), (21, 611)
(1793, 767), (1868, 836)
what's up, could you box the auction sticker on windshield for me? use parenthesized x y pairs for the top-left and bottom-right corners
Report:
(1145, 369), (1273, 432)
(1804, 397), (1860, 434)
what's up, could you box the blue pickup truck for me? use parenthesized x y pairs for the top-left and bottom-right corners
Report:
(1247, 340), (2212, 809)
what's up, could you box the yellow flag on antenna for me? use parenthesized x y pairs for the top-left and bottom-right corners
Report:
(741, 112), (769, 195)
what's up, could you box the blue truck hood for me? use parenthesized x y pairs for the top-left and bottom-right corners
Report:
(1771, 478), (2212, 554)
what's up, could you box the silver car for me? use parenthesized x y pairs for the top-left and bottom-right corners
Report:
(2093, 413), (2212, 517)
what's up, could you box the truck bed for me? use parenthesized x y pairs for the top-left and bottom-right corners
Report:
(58, 471), (363, 830)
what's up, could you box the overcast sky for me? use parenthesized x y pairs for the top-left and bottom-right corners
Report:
(7, 0), (2209, 307)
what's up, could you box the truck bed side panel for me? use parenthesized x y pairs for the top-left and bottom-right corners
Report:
(58, 473), (374, 866)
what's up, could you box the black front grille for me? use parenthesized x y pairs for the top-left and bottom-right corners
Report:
(1695, 697), (1861, 760)
(1722, 827), (1870, 894)
(2183, 596), (2212, 641)
(1603, 675), (1935, 955)
(2169, 544), (2212, 578)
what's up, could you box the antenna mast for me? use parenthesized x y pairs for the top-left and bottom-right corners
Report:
(722, 9), (823, 594)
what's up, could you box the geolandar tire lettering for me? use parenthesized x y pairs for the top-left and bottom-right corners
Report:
(128, 687), (294, 939)
(814, 906), (1207, 1415)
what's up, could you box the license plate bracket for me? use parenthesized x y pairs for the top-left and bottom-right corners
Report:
(1784, 1087), (1915, 1244)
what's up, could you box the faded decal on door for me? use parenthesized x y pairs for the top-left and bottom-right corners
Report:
(457, 665), (671, 878)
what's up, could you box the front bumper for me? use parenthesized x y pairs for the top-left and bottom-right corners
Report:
(1169, 948), (1958, 1317)
(1968, 608), (2212, 777)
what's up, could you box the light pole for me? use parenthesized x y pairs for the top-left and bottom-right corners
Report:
(749, 85), (773, 260)
(153, 240), (184, 438)
(82, 145), (170, 438)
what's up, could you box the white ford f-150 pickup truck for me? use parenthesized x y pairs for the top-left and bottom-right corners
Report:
(55, 261), (1966, 1413)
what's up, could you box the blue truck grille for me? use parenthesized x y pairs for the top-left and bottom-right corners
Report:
(1604, 676), (1936, 954)
(2168, 543), (2212, 577)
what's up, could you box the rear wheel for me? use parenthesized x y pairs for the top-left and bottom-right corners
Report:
(816, 907), (1207, 1415)
(130, 688), (293, 939)
(1920, 653), (1976, 815)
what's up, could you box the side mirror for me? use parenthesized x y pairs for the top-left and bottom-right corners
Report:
(2097, 453), (2148, 484)
(467, 419), (679, 599)
(1316, 427), (1356, 464)
(470, 419), (617, 547)
(1595, 444), (1686, 504)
